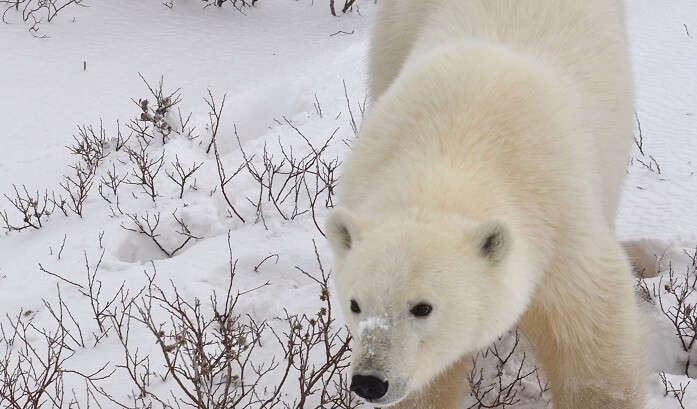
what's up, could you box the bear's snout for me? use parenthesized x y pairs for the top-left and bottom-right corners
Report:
(350, 374), (388, 401)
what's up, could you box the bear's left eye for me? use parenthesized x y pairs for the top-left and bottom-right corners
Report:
(350, 299), (361, 314)
(410, 303), (433, 317)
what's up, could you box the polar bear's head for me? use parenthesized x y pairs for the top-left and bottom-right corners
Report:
(326, 207), (533, 406)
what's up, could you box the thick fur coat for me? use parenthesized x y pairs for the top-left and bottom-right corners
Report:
(326, 1), (643, 408)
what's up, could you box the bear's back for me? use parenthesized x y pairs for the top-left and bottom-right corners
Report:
(371, 0), (631, 104)
(366, 0), (633, 226)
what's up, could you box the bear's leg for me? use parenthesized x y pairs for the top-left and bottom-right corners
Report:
(520, 238), (644, 409)
(387, 355), (470, 409)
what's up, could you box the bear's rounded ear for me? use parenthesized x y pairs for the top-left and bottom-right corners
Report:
(325, 207), (362, 257)
(474, 220), (510, 263)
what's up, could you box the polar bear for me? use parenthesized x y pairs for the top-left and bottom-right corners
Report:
(325, 1), (644, 408)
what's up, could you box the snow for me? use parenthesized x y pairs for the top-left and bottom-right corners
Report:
(358, 317), (389, 337)
(618, 0), (697, 243)
(0, 0), (696, 408)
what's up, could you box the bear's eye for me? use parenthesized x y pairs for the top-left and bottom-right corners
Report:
(410, 303), (433, 317)
(350, 299), (361, 314)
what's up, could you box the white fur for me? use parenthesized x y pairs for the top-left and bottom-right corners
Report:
(327, 1), (644, 408)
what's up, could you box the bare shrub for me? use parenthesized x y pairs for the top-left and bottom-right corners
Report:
(236, 119), (340, 235)
(166, 156), (203, 199)
(81, 250), (120, 339)
(98, 163), (127, 214)
(165, 0), (368, 16)
(631, 112), (662, 175)
(2, 74), (343, 237)
(214, 138), (248, 223)
(93, 76), (193, 217)
(658, 268), (697, 372)
(0, 303), (112, 408)
(659, 371), (691, 409)
(121, 210), (201, 258)
(1, 0), (85, 37)
(1, 185), (55, 232)
(68, 122), (110, 169)
(124, 138), (166, 202)
(130, 74), (182, 144)
(102, 234), (355, 408)
(56, 161), (96, 217)
(635, 248), (697, 406)
(113, 119), (132, 152)
(2, 119), (113, 228)
(201, 0), (258, 10)
(466, 330), (549, 408)
(52, 121), (115, 218)
(270, 241), (357, 409)
(330, 0), (358, 16)
(341, 80), (366, 138)
(638, 248), (697, 377)
(0, 248), (138, 408)
(1, 72), (360, 406)
(129, 268), (274, 408)
(204, 90), (226, 154)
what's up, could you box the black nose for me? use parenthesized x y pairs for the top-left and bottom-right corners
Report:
(350, 375), (388, 401)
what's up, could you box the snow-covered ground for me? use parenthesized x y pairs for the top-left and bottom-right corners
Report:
(0, 1), (696, 408)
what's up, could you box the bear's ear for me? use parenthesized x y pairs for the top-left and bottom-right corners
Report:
(474, 220), (510, 263)
(326, 207), (363, 257)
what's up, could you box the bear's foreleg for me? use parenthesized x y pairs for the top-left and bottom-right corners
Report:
(520, 238), (645, 409)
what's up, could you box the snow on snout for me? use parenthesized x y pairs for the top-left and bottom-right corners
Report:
(358, 317), (390, 336)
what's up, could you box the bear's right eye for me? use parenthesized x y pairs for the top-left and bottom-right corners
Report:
(410, 303), (433, 317)
(350, 299), (361, 314)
